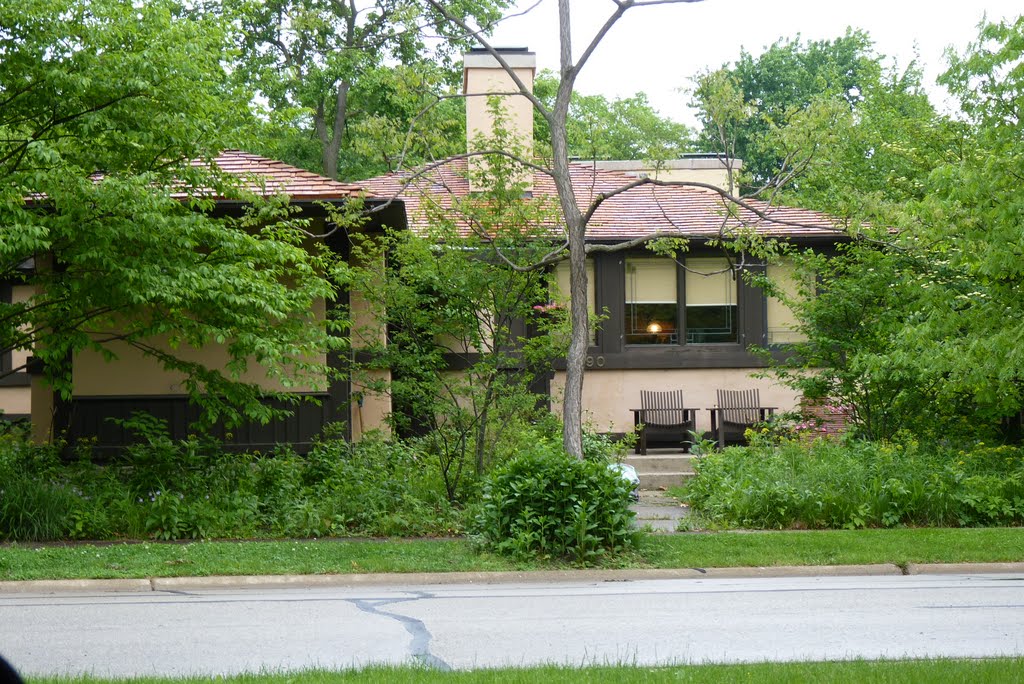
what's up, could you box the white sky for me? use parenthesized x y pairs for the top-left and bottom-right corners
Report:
(487, 0), (1023, 127)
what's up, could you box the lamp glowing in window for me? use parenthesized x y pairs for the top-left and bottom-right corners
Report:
(646, 322), (662, 334)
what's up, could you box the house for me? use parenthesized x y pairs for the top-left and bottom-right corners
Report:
(3, 47), (844, 452)
(1, 151), (402, 453)
(361, 47), (845, 439)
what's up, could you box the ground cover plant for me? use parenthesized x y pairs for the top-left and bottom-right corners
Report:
(683, 434), (1024, 530)
(0, 422), (461, 542)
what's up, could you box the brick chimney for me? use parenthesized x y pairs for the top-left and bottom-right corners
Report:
(462, 47), (535, 192)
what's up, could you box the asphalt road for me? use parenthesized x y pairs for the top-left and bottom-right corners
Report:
(2, 572), (1023, 677)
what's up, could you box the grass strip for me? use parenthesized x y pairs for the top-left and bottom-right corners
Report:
(639, 527), (1024, 569)
(25, 658), (1024, 683)
(2, 527), (1022, 581)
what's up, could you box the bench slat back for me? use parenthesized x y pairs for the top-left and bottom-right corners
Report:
(640, 390), (688, 426)
(717, 389), (762, 425)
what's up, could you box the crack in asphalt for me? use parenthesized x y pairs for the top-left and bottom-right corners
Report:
(347, 591), (451, 671)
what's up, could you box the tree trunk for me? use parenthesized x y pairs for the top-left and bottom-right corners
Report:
(553, 0), (587, 459)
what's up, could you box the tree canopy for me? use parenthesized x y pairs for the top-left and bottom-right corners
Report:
(226, 0), (511, 180)
(1, 0), (347, 426)
(694, 29), (882, 191)
(766, 16), (1024, 441)
(533, 71), (692, 161)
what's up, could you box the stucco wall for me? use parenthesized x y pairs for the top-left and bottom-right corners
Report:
(0, 387), (30, 416)
(350, 369), (391, 439)
(9, 284), (33, 372)
(1, 284), (35, 418)
(550, 367), (801, 434)
(72, 298), (328, 396)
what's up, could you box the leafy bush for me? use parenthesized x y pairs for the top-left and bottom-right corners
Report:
(473, 439), (638, 564)
(0, 421), (464, 541)
(685, 438), (1024, 529)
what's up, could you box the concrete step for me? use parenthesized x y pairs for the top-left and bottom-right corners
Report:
(625, 454), (697, 474)
(637, 471), (694, 491)
(631, 491), (690, 532)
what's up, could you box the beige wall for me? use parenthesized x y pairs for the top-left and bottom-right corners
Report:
(350, 369), (391, 439)
(0, 387), (30, 416)
(73, 298), (328, 396)
(29, 374), (53, 443)
(593, 158), (742, 193)
(1, 284), (35, 418)
(10, 284), (33, 372)
(347, 252), (392, 437)
(550, 368), (801, 434)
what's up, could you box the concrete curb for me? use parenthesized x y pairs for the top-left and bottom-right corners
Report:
(4, 562), (1023, 593)
(0, 578), (152, 594)
(906, 562), (1024, 575)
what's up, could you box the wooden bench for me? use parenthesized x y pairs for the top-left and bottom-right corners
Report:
(709, 389), (776, 448)
(629, 390), (696, 455)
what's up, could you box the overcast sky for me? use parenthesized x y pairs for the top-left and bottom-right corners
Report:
(487, 0), (1022, 127)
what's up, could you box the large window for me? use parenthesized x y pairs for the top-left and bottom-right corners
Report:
(625, 256), (738, 346)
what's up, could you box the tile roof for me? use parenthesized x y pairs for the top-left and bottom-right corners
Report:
(361, 158), (843, 241)
(189, 150), (369, 201)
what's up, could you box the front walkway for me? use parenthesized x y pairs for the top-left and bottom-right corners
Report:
(631, 491), (689, 532)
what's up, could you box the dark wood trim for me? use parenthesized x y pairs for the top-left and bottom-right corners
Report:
(0, 374), (30, 387)
(327, 267), (352, 441)
(552, 345), (765, 371)
(65, 393), (338, 457)
(0, 283), (10, 374)
(596, 252), (624, 354)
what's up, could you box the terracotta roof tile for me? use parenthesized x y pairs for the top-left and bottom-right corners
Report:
(189, 150), (369, 201)
(362, 158), (843, 241)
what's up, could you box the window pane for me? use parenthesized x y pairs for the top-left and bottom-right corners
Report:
(766, 258), (808, 344)
(685, 257), (737, 344)
(553, 259), (597, 345)
(626, 258), (677, 345)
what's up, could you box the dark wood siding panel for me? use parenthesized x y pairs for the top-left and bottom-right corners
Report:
(65, 394), (344, 456)
(596, 253), (624, 354)
(0, 283), (10, 374)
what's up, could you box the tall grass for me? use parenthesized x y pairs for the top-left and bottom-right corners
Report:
(684, 436), (1024, 529)
(0, 424), (463, 542)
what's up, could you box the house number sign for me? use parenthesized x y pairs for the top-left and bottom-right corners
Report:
(585, 355), (606, 368)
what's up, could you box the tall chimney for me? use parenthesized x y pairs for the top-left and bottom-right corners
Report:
(462, 47), (535, 192)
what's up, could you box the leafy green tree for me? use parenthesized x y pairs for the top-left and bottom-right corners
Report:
(0, 0), (347, 427)
(765, 245), (985, 441)
(694, 29), (882, 190)
(226, 0), (510, 180)
(765, 18), (1024, 442)
(766, 64), (964, 221)
(533, 72), (692, 161)
(346, 141), (567, 500)
(904, 15), (1024, 422)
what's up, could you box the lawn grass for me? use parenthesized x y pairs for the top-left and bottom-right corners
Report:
(25, 658), (1024, 683)
(2, 527), (1022, 581)
(639, 527), (1024, 569)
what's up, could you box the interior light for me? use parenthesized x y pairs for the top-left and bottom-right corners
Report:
(647, 322), (662, 334)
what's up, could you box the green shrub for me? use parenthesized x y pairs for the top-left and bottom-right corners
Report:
(0, 419), (465, 542)
(685, 438), (1024, 529)
(473, 440), (638, 564)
